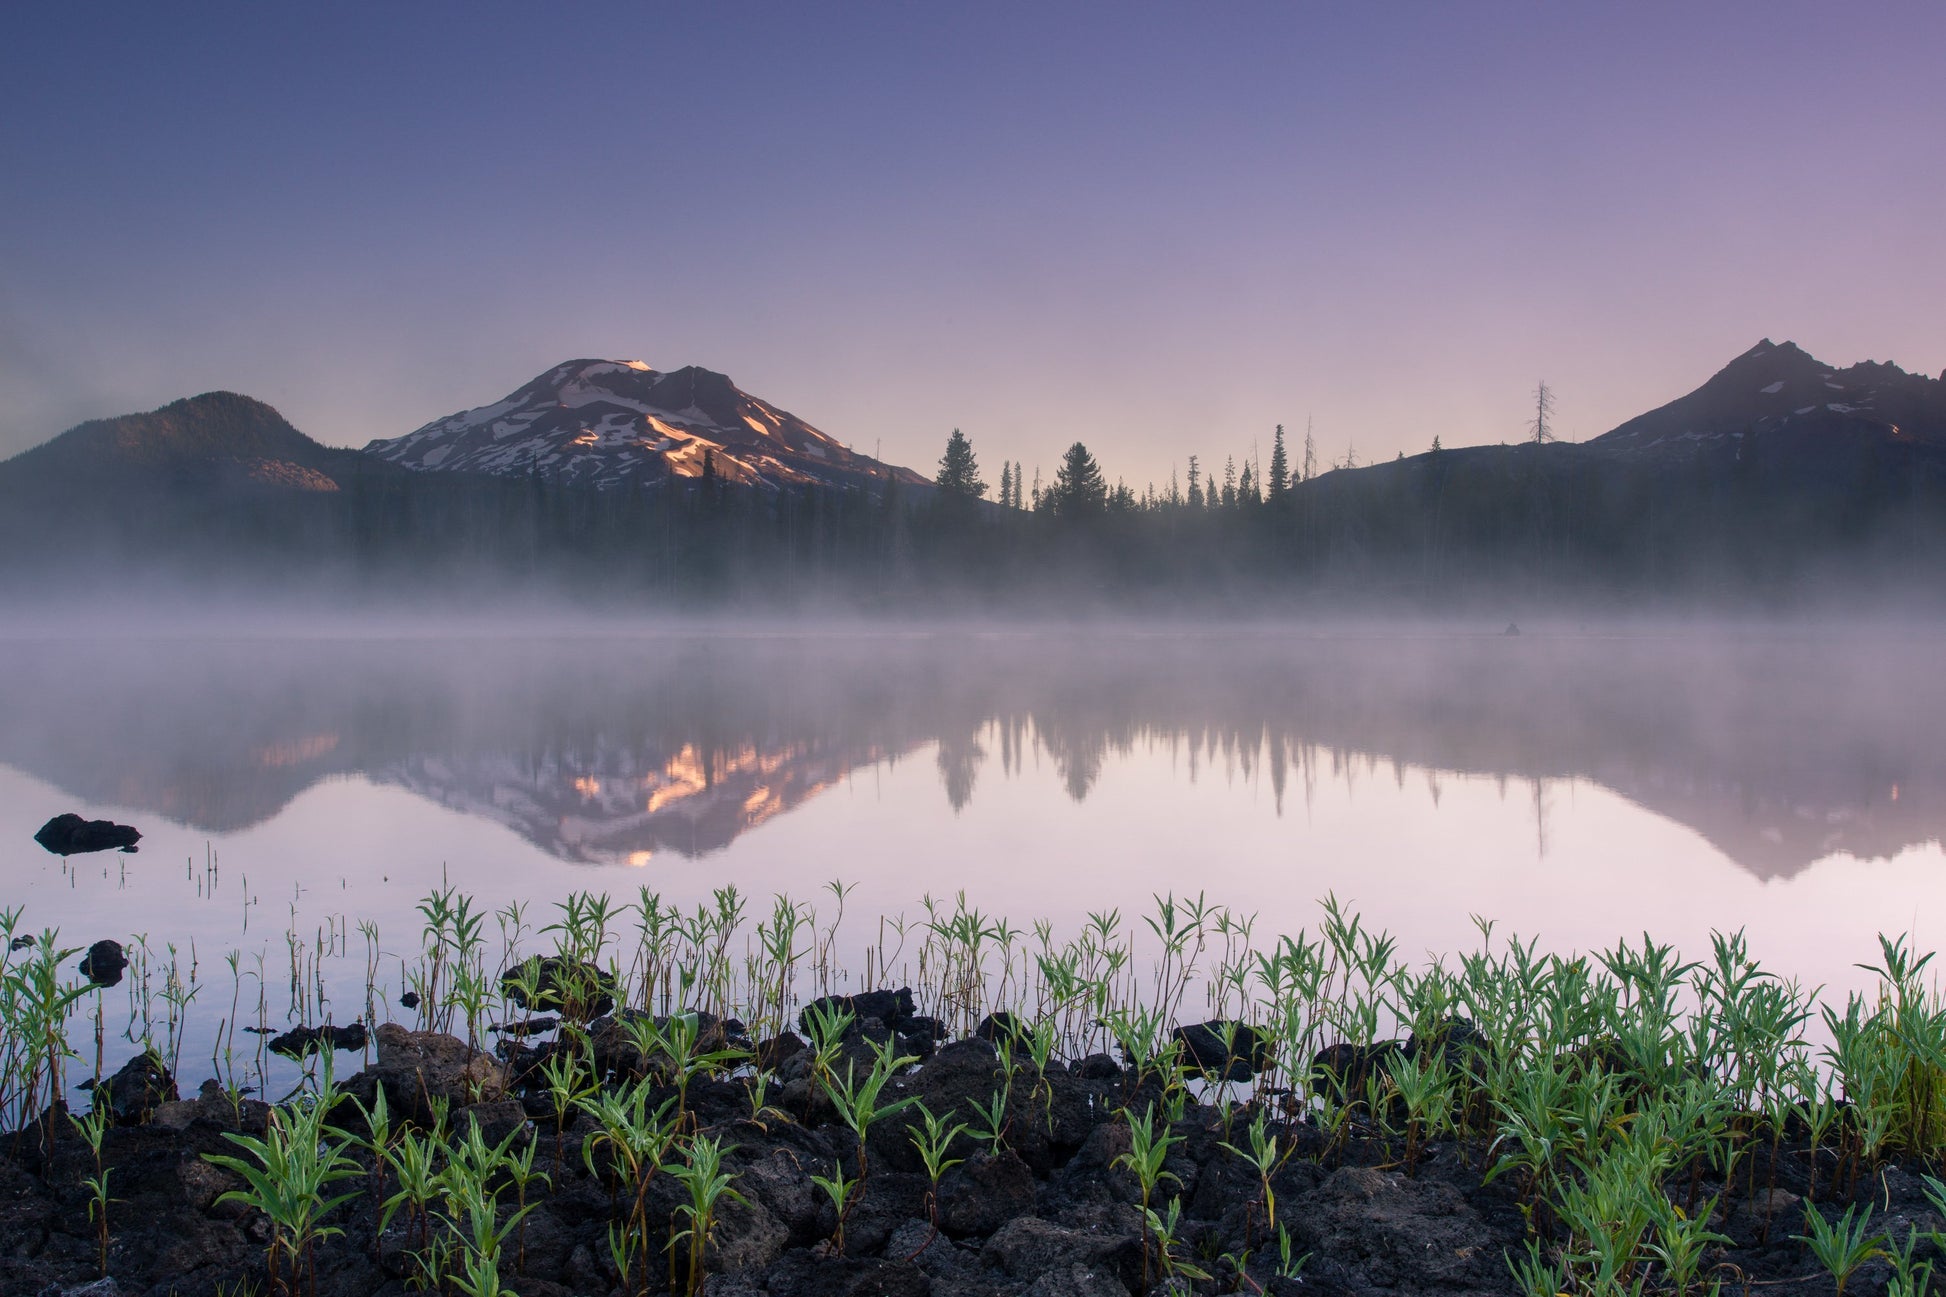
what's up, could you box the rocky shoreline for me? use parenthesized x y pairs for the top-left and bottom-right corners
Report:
(2, 993), (1932, 1297)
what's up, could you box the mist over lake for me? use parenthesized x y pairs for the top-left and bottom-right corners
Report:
(9, 622), (1942, 1072)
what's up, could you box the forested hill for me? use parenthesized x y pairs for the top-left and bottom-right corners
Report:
(2, 341), (1943, 608)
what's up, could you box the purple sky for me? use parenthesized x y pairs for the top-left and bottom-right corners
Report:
(3, 2), (1942, 489)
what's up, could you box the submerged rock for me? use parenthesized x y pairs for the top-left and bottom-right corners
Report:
(78, 940), (127, 988)
(34, 813), (141, 856)
(267, 1021), (368, 1060)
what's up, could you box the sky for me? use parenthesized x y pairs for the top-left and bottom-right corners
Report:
(3, 2), (1943, 490)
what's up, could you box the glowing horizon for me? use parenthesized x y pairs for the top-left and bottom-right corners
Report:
(2, 3), (1941, 491)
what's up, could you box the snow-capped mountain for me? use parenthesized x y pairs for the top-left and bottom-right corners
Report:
(361, 360), (925, 490)
(1594, 338), (1946, 453)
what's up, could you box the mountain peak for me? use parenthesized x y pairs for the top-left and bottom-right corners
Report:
(1595, 338), (1945, 452)
(362, 359), (924, 490)
(0, 389), (354, 492)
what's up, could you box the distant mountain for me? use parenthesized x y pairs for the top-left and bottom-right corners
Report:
(0, 391), (381, 495)
(2, 338), (1940, 602)
(1595, 338), (1946, 455)
(1278, 337), (1946, 596)
(361, 359), (925, 491)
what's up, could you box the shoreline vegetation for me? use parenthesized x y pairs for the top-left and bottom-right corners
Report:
(6, 888), (1946, 1297)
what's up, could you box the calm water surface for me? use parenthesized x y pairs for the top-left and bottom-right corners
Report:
(3, 626), (1942, 1084)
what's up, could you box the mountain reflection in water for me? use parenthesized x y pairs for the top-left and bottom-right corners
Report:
(0, 629), (1934, 880)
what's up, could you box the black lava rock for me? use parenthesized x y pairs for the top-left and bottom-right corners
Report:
(1173, 1019), (1273, 1082)
(975, 1011), (1031, 1046)
(34, 813), (141, 856)
(501, 956), (618, 1020)
(490, 1015), (560, 1038)
(1311, 1040), (1405, 1099)
(81, 1049), (176, 1124)
(1404, 1015), (1487, 1068)
(1073, 1052), (1121, 1080)
(78, 940), (127, 988)
(268, 1022), (368, 1059)
(756, 1032), (807, 1072)
(798, 986), (919, 1036)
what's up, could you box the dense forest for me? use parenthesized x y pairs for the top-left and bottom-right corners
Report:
(6, 418), (1946, 611)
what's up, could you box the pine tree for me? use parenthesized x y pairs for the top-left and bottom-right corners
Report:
(1222, 456), (1238, 509)
(1030, 467), (1042, 511)
(1266, 424), (1289, 500)
(998, 461), (1014, 510)
(1302, 418), (1317, 483)
(935, 428), (986, 501)
(1186, 456), (1203, 509)
(1047, 441), (1108, 518)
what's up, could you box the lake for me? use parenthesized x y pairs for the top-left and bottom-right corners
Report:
(4, 623), (1942, 1090)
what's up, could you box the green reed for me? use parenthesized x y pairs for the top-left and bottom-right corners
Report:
(206, 1068), (362, 1297)
(16, 878), (1946, 1297)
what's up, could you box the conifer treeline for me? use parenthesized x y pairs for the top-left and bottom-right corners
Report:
(9, 421), (1946, 606)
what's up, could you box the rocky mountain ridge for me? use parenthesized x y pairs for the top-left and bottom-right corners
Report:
(1592, 337), (1946, 454)
(361, 359), (926, 491)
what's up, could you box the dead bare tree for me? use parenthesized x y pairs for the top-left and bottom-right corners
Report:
(1529, 381), (1557, 445)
